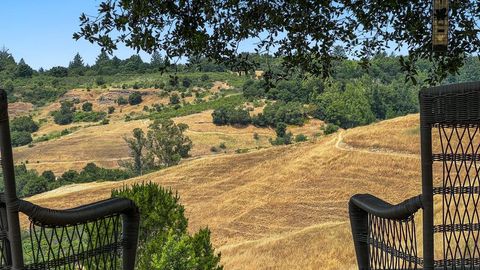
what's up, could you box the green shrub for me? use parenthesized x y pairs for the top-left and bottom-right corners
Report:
(253, 101), (305, 127)
(11, 116), (39, 133)
(314, 82), (375, 128)
(128, 92), (143, 105)
(294, 134), (308, 142)
(58, 163), (132, 184)
(96, 76), (106, 85)
(11, 131), (33, 147)
(212, 106), (251, 126)
(169, 93), (181, 105)
(108, 106), (115, 114)
(270, 122), (293, 145)
(182, 77), (192, 88)
(82, 102), (93, 112)
(242, 79), (265, 100)
(111, 183), (222, 270)
(323, 123), (340, 135)
(117, 96), (128, 105)
(73, 111), (106, 122)
(52, 100), (75, 125)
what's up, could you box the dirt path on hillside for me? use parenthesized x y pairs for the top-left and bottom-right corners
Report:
(335, 131), (419, 159)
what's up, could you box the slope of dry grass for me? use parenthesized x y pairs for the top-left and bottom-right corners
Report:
(15, 108), (323, 174)
(25, 114), (423, 269)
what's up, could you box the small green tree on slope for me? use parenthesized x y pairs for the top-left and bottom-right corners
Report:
(112, 183), (223, 270)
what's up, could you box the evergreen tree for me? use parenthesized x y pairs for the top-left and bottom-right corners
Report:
(68, 53), (85, 76)
(68, 53), (84, 69)
(95, 51), (110, 66)
(14, 58), (33, 78)
(150, 51), (166, 69)
(0, 47), (16, 74)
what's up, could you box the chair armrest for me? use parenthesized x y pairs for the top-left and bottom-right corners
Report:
(19, 197), (140, 270)
(349, 194), (423, 270)
(350, 193), (423, 220)
(18, 197), (138, 226)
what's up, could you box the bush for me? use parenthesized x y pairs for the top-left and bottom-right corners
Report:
(58, 163), (132, 184)
(48, 66), (68, 77)
(242, 79), (265, 100)
(52, 100), (75, 125)
(73, 111), (107, 122)
(108, 106), (115, 114)
(117, 96), (128, 105)
(169, 93), (181, 105)
(253, 101), (305, 127)
(182, 77), (192, 88)
(11, 116), (39, 133)
(253, 133), (259, 140)
(111, 183), (222, 270)
(294, 134), (308, 142)
(323, 123), (340, 135)
(212, 106), (251, 126)
(82, 102), (93, 112)
(128, 92), (143, 105)
(96, 76), (106, 85)
(41, 170), (56, 182)
(267, 80), (313, 103)
(314, 82), (375, 128)
(11, 131), (33, 147)
(270, 122), (293, 145)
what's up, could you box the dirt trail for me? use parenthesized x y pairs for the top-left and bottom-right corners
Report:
(335, 130), (419, 159)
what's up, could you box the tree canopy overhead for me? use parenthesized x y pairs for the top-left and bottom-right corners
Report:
(75, 1), (480, 84)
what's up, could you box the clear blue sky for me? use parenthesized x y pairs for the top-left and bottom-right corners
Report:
(0, 0), (153, 69)
(0, 1), (263, 70)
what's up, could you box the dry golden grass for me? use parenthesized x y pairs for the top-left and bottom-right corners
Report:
(16, 106), (323, 174)
(8, 102), (33, 118)
(22, 114), (425, 269)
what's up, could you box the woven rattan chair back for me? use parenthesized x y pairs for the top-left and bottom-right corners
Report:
(420, 82), (480, 269)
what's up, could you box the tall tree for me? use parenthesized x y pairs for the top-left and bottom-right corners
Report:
(95, 51), (110, 67)
(75, 1), (480, 85)
(146, 119), (192, 168)
(14, 58), (33, 78)
(150, 51), (166, 70)
(0, 47), (16, 74)
(68, 53), (85, 75)
(68, 53), (85, 69)
(94, 51), (113, 75)
(122, 128), (152, 175)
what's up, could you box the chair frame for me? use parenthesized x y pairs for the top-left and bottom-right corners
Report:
(350, 81), (480, 270)
(0, 89), (140, 269)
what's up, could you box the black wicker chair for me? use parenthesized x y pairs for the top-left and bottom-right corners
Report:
(0, 89), (140, 269)
(350, 81), (480, 270)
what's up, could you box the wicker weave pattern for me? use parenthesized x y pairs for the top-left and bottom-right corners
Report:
(434, 123), (480, 268)
(24, 214), (122, 270)
(367, 214), (420, 270)
(420, 82), (480, 126)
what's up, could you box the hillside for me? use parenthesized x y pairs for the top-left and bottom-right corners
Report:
(26, 113), (422, 269)
(13, 85), (323, 174)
